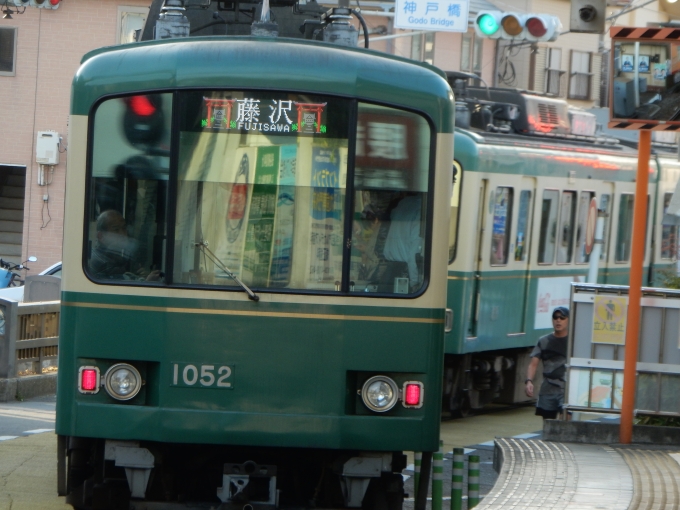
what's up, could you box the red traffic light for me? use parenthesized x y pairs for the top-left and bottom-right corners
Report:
(126, 95), (157, 117)
(524, 13), (561, 42)
(122, 94), (165, 147)
(526, 17), (547, 38)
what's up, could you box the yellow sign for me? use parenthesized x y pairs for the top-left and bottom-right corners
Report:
(592, 296), (627, 345)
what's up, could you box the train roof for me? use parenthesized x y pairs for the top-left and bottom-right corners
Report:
(72, 36), (454, 133)
(452, 127), (663, 183)
(456, 128), (639, 156)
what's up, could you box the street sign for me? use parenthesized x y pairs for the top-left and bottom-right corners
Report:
(585, 197), (597, 255)
(394, 0), (470, 32)
(592, 295), (627, 345)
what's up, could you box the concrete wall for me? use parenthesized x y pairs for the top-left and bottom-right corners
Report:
(544, 419), (680, 445)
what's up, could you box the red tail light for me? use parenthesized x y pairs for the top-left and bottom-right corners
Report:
(78, 366), (100, 394)
(403, 382), (424, 408)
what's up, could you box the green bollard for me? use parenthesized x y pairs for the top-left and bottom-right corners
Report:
(432, 441), (444, 510)
(414, 452), (422, 500)
(468, 454), (480, 508)
(451, 448), (464, 510)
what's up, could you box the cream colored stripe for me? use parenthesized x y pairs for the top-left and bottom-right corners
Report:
(447, 274), (528, 281)
(62, 301), (443, 324)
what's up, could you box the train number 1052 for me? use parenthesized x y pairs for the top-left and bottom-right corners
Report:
(171, 363), (234, 389)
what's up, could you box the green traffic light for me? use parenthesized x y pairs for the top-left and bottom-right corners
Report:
(477, 14), (499, 36)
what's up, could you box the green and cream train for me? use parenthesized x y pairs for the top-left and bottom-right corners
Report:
(442, 83), (680, 415)
(55, 37), (454, 510)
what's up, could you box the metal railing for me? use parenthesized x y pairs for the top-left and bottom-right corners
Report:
(0, 297), (59, 379)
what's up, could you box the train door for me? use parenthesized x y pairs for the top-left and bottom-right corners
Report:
(468, 179), (488, 337)
(511, 177), (536, 334)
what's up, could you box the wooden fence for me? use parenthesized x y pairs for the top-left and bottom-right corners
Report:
(0, 297), (60, 379)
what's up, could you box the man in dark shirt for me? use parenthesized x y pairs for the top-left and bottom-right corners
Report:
(525, 306), (569, 419)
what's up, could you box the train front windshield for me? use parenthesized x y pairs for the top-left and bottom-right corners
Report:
(88, 90), (433, 295)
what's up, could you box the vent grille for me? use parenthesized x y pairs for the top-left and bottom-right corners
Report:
(538, 103), (559, 125)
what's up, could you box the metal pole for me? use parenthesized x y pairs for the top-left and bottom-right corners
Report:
(414, 452), (422, 500)
(0, 299), (18, 379)
(368, 30), (430, 42)
(451, 448), (464, 510)
(432, 441), (443, 510)
(620, 129), (651, 444)
(634, 42), (640, 108)
(587, 212), (606, 283)
(468, 454), (480, 508)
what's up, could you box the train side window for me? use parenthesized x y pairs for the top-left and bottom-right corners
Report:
(86, 93), (172, 284)
(662, 192), (677, 260)
(538, 189), (559, 264)
(557, 191), (576, 264)
(614, 194), (650, 263)
(615, 194), (635, 262)
(514, 190), (532, 261)
(575, 191), (595, 264)
(448, 160), (463, 264)
(600, 194), (611, 261)
(490, 187), (513, 266)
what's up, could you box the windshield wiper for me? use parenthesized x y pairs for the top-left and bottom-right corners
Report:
(193, 241), (259, 302)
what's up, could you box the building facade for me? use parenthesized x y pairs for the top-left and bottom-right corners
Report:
(0, 0), (677, 272)
(0, 0), (148, 273)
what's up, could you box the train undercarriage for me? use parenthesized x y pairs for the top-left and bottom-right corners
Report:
(59, 436), (407, 510)
(442, 348), (536, 417)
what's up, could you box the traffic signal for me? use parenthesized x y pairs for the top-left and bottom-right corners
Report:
(122, 95), (166, 148)
(524, 14), (562, 42)
(29, 0), (60, 8)
(474, 11), (503, 39)
(570, 0), (605, 34)
(497, 13), (528, 39)
(474, 11), (561, 42)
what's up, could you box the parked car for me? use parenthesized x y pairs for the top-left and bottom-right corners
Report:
(0, 261), (62, 301)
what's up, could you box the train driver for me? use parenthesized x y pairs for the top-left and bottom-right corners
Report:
(90, 209), (161, 282)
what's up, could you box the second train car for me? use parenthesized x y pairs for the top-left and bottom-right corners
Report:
(443, 81), (680, 415)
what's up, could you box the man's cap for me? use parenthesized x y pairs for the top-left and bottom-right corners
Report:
(552, 306), (569, 317)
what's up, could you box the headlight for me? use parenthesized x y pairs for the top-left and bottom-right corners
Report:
(103, 363), (142, 400)
(361, 375), (399, 412)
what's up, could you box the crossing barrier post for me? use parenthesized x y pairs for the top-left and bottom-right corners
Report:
(451, 448), (464, 510)
(468, 454), (480, 508)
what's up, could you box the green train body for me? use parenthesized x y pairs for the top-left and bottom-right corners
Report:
(442, 90), (680, 413)
(56, 37), (454, 510)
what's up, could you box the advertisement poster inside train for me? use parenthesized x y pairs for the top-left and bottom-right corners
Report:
(269, 145), (297, 286)
(308, 147), (344, 286)
(199, 148), (256, 280)
(176, 143), (257, 282)
(242, 146), (280, 286)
